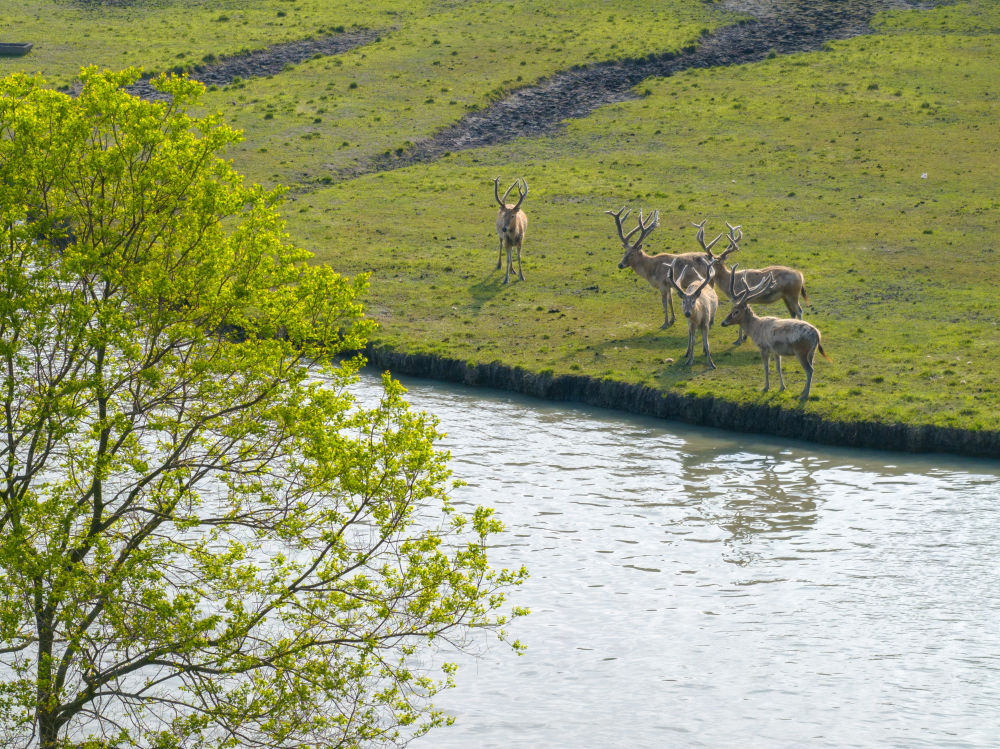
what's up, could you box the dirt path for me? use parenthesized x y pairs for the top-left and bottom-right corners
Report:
(354, 0), (928, 179)
(115, 1), (932, 179)
(125, 29), (383, 102)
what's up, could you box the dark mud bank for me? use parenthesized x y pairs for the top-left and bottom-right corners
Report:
(364, 344), (1000, 459)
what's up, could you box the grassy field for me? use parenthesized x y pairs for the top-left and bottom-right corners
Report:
(3, 0), (998, 435)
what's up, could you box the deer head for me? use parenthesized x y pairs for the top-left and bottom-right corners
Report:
(720, 263), (776, 327)
(693, 219), (740, 266)
(667, 259), (716, 319)
(606, 206), (659, 269)
(494, 177), (527, 227)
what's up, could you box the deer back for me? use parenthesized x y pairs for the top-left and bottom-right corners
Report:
(757, 316), (820, 355)
(671, 252), (715, 287)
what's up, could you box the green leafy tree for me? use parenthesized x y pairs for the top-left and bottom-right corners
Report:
(0, 68), (526, 748)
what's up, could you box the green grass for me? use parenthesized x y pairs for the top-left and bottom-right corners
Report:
(0, 0), (414, 84)
(5, 0), (999, 435)
(207, 0), (722, 186)
(2, 0), (726, 187)
(285, 0), (1000, 432)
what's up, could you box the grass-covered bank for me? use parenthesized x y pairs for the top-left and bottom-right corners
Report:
(288, 1), (1000, 452)
(4, 0), (998, 454)
(361, 344), (1000, 458)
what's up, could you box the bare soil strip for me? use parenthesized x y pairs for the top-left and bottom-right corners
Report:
(125, 29), (383, 101)
(352, 0), (927, 179)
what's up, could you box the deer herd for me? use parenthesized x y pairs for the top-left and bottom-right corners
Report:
(492, 177), (830, 401)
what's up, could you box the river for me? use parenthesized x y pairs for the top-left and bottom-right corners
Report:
(354, 371), (1000, 749)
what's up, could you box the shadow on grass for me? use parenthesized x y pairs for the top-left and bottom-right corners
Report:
(467, 271), (524, 313)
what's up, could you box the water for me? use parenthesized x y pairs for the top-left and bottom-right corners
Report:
(354, 371), (1000, 749)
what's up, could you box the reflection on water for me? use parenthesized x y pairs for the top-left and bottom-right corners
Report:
(353, 370), (1000, 749)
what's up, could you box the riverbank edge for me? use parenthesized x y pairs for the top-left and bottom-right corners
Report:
(361, 343), (1000, 460)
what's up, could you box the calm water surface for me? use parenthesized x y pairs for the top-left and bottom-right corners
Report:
(356, 372), (1000, 749)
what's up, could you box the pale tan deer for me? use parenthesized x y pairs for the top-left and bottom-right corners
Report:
(720, 267), (831, 400)
(666, 259), (719, 369)
(494, 176), (528, 284)
(606, 206), (713, 329)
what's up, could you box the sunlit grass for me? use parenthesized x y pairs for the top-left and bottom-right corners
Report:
(285, 0), (1000, 431)
(4, 0), (998, 434)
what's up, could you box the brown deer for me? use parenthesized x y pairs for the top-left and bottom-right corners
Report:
(666, 260), (719, 369)
(703, 222), (811, 345)
(494, 177), (528, 284)
(606, 206), (714, 329)
(720, 266), (831, 400)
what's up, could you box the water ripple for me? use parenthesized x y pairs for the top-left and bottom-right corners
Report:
(352, 371), (1000, 749)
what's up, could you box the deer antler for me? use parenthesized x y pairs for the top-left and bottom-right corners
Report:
(669, 258), (716, 298)
(718, 222), (742, 263)
(606, 206), (637, 244)
(495, 177), (528, 210)
(511, 178), (528, 212)
(692, 219), (724, 254)
(729, 262), (775, 305)
(606, 206), (659, 249)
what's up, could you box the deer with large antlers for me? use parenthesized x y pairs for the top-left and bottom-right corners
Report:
(494, 177), (528, 284)
(700, 222), (811, 344)
(606, 206), (714, 329)
(666, 259), (719, 369)
(720, 267), (831, 400)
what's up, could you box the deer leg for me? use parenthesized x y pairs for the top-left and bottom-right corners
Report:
(659, 287), (674, 329)
(515, 241), (524, 281)
(496, 239), (503, 270)
(775, 355), (786, 392)
(761, 352), (770, 392)
(785, 296), (803, 320)
(503, 246), (512, 284)
(703, 325), (716, 370)
(685, 325), (695, 365)
(734, 328), (746, 346)
(798, 349), (815, 400)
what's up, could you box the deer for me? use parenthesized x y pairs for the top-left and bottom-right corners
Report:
(719, 266), (831, 401)
(494, 176), (528, 284)
(606, 206), (715, 329)
(665, 259), (719, 369)
(701, 221), (811, 345)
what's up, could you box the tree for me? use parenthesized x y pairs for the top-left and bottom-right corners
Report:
(0, 68), (526, 748)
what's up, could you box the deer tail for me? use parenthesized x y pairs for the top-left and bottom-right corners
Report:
(818, 342), (832, 362)
(801, 286), (811, 305)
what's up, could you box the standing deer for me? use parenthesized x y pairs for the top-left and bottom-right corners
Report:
(494, 176), (528, 284)
(666, 260), (719, 369)
(702, 222), (811, 345)
(606, 206), (715, 329)
(720, 266), (831, 400)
